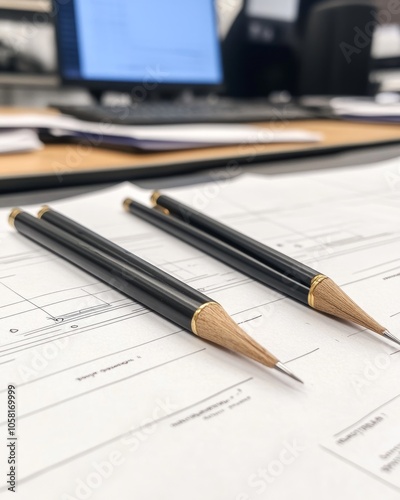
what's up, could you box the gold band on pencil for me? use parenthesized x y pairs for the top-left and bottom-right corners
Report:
(125, 196), (169, 215)
(8, 208), (22, 228)
(150, 191), (161, 206)
(123, 198), (133, 212)
(37, 205), (51, 219)
(191, 301), (219, 335)
(308, 274), (329, 308)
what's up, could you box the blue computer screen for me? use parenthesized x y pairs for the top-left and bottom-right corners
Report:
(59, 0), (223, 86)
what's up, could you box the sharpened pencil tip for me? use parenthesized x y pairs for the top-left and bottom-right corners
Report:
(382, 330), (400, 346)
(274, 361), (304, 384)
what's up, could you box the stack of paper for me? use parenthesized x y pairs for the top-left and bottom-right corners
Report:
(0, 129), (43, 154)
(330, 96), (400, 122)
(0, 113), (322, 151)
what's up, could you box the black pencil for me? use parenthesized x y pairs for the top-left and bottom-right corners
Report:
(37, 206), (207, 304)
(151, 192), (316, 286)
(124, 198), (310, 301)
(124, 196), (399, 345)
(8, 208), (302, 383)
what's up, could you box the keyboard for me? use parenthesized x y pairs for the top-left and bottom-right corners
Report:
(57, 99), (316, 125)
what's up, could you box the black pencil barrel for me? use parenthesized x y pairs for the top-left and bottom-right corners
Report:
(39, 207), (209, 305)
(13, 212), (203, 332)
(125, 200), (310, 304)
(155, 194), (317, 286)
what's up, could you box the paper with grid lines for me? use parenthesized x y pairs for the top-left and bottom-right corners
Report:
(1, 158), (400, 499)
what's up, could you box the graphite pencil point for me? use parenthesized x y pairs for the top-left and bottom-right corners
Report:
(274, 362), (304, 384)
(382, 330), (400, 346)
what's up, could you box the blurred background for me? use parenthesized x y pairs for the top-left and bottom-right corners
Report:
(1, 0), (400, 108)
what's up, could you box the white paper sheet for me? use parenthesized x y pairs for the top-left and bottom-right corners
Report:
(330, 97), (400, 122)
(1, 157), (400, 499)
(0, 130), (43, 154)
(322, 395), (400, 489)
(0, 114), (322, 150)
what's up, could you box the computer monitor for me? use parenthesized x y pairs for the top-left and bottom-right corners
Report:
(54, 0), (223, 91)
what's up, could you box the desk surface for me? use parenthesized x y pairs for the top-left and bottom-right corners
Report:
(2, 108), (400, 192)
